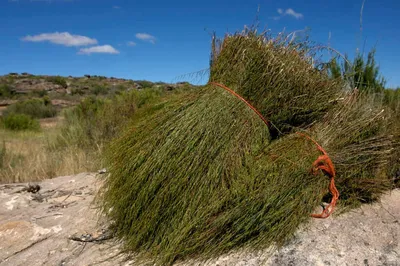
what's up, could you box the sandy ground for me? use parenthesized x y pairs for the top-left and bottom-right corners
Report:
(0, 173), (399, 266)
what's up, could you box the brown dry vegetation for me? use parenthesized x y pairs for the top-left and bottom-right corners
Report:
(0, 86), (187, 184)
(0, 122), (99, 183)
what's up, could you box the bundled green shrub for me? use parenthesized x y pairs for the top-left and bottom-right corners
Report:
(99, 29), (397, 265)
(3, 98), (57, 119)
(1, 113), (40, 131)
(101, 86), (330, 264)
(210, 29), (342, 138)
(314, 92), (394, 206)
(383, 88), (400, 186)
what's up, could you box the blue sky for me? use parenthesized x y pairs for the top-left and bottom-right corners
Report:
(1, 0), (399, 87)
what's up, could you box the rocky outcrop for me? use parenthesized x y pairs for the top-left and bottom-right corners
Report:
(0, 74), (196, 98)
(0, 100), (17, 107)
(0, 173), (129, 266)
(1, 173), (399, 266)
(13, 78), (64, 94)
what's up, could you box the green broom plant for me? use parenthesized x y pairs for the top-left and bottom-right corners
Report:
(99, 28), (397, 265)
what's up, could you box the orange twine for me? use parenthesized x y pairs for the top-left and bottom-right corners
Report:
(209, 82), (269, 126)
(209, 81), (339, 218)
(296, 132), (339, 218)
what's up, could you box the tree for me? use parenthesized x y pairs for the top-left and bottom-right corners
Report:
(328, 48), (386, 93)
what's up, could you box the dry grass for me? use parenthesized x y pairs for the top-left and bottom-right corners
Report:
(0, 88), (178, 184)
(40, 116), (63, 129)
(0, 106), (6, 116)
(0, 119), (99, 184)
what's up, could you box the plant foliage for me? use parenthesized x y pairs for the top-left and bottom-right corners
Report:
(3, 98), (57, 119)
(328, 48), (386, 92)
(1, 113), (40, 131)
(99, 28), (397, 265)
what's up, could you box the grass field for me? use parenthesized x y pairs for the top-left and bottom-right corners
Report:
(0, 116), (100, 183)
(0, 86), (189, 184)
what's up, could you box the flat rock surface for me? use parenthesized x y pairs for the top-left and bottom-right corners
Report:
(0, 173), (399, 266)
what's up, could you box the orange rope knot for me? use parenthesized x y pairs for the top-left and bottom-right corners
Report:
(209, 81), (339, 219)
(296, 132), (339, 218)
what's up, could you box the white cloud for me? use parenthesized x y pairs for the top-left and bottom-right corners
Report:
(127, 41), (136, 46)
(78, 45), (120, 55)
(22, 32), (97, 46)
(285, 8), (303, 19)
(135, 33), (156, 44)
(275, 8), (304, 20)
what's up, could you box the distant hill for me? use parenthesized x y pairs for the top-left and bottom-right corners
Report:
(0, 73), (195, 105)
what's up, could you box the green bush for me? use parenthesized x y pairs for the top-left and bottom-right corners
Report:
(328, 49), (386, 93)
(46, 76), (68, 88)
(384, 88), (400, 112)
(70, 88), (85, 96)
(57, 97), (106, 147)
(135, 80), (154, 88)
(2, 114), (40, 131)
(90, 85), (108, 95)
(56, 88), (163, 149)
(3, 98), (57, 119)
(116, 84), (127, 91)
(0, 84), (14, 98)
